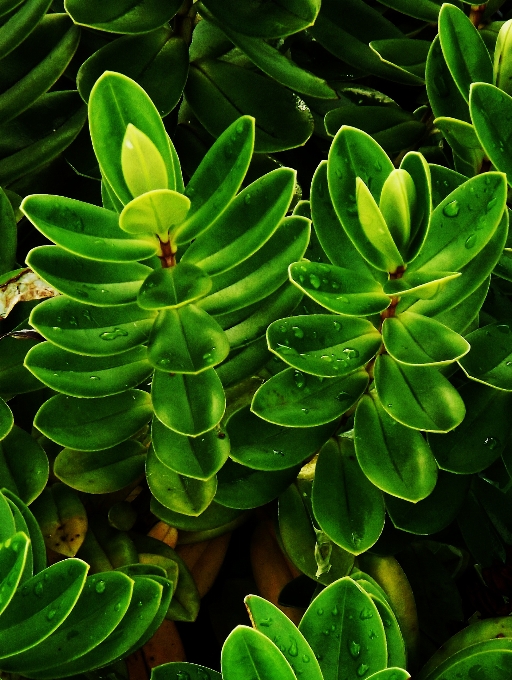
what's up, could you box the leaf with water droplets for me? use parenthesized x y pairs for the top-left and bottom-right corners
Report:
(365, 670), (409, 679)
(0, 531), (29, 617)
(459, 322), (512, 391)
(222, 626), (297, 680)
(152, 662), (222, 680)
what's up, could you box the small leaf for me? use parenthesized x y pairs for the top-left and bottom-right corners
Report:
(138, 263), (212, 310)
(30, 483), (87, 557)
(119, 189), (190, 238)
(459, 322), (512, 390)
(221, 626), (296, 680)
(0, 426), (48, 504)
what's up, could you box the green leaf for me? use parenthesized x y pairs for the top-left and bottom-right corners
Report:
(298, 577), (388, 680)
(54, 440), (146, 494)
(434, 116), (483, 158)
(429, 381), (512, 474)
(370, 38), (429, 81)
(370, 0), (445, 21)
(152, 369), (225, 436)
(245, 595), (323, 680)
(25, 343), (152, 397)
(251, 367), (368, 427)
(21, 194), (157, 262)
(199, 0), (320, 38)
(312, 437), (385, 554)
(64, 0), (182, 34)
(289, 261), (390, 317)
(227, 404), (333, 471)
(185, 60), (313, 153)
(182, 168), (296, 276)
(382, 312), (469, 365)
(438, 4), (493, 103)
(151, 496), (243, 533)
(354, 394), (438, 502)
(267, 314), (381, 377)
(1, 491), (46, 575)
(0, 319), (43, 396)
(152, 663), (221, 680)
(0, 426), (48, 503)
(215, 459), (300, 509)
(221, 626), (296, 680)
(34, 390), (153, 451)
(0, 490), (16, 542)
(89, 71), (178, 204)
(77, 29), (188, 117)
(0, 532), (29, 616)
(146, 446), (217, 516)
(425, 36), (470, 123)
(385, 470), (470, 535)
(30, 297), (157, 356)
(399, 152), (432, 262)
(366, 671), (410, 680)
(494, 19), (512, 96)
(407, 172), (506, 275)
(459, 322), (512, 390)
(0, 397), (13, 440)
(121, 123), (169, 199)
(421, 639), (512, 680)
(374, 355), (465, 432)
(119, 189), (190, 240)
(383, 271), (461, 300)
(378, 169), (416, 253)
(0, 558), (88, 659)
(152, 416), (229, 480)
(470, 83), (512, 185)
(457, 487), (505, 568)
(138, 263), (212, 311)
(178, 116), (255, 245)
(199, 215), (310, 316)
(26, 246), (152, 306)
(0, 0), (52, 61)
(0, 188), (16, 275)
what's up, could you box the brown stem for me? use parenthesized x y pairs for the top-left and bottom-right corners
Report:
(158, 238), (177, 268)
(469, 4), (486, 27)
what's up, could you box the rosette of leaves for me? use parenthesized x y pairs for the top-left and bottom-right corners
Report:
(0, 488), (176, 678)
(251, 123), (509, 555)
(14, 70), (310, 520)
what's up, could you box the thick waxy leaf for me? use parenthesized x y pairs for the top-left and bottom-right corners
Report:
(30, 297), (157, 356)
(355, 394), (438, 502)
(89, 72), (178, 204)
(0, 558), (88, 659)
(245, 595), (323, 680)
(251, 367), (368, 427)
(399, 151), (432, 262)
(371, 0), (445, 21)
(0, 188), (16, 275)
(227, 405), (333, 471)
(0, 396), (13, 440)
(152, 664), (221, 680)
(215, 459), (300, 509)
(7, 571), (134, 674)
(148, 305), (229, 374)
(312, 437), (385, 554)
(152, 416), (229, 480)
(425, 36), (470, 123)
(299, 577), (387, 680)
(472, 83), (512, 185)
(182, 168), (296, 276)
(199, 216), (310, 316)
(152, 369), (225, 436)
(1, 491), (46, 575)
(186, 60), (314, 154)
(151, 496), (243, 532)
(429, 381), (512, 474)
(0, 0), (52, 60)
(385, 471), (470, 535)
(310, 161), (385, 283)
(289, 262), (390, 317)
(374, 355), (465, 432)
(119, 189), (190, 238)
(34, 390), (152, 451)
(122, 120), (169, 196)
(22, 195), (157, 262)
(0, 532), (29, 619)
(138, 263), (212, 310)
(64, 0), (182, 34)
(0, 491), (16, 542)
(382, 312), (469, 366)
(383, 271), (460, 300)
(217, 336), (270, 388)
(179, 116), (255, 244)
(54, 440), (146, 493)
(438, 4), (493, 103)
(370, 39), (429, 81)
(0, 320), (44, 396)
(25, 343), (152, 397)
(460, 322), (512, 390)
(77, 28), (188, 117)
(407, 172), (506, 275)
(0, 426), (48, 503)
(27, 246), (152, 306)
(366, 671), (410, 680)
(200, 0), (320, 38)
(267, 314), (381, 377)
(30, 483), (86, 557)
(146, 446), (217, 516)
(221, 626), (296, 680)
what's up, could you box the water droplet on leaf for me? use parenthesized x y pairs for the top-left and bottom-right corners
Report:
(309, 274), (321, 289)
(443, 200), (460, 217)
(95, 580), (106, 594)
(349, 641), (361, 658)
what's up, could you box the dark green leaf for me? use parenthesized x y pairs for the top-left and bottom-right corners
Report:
(0, 0), (52, 61)
(0, 532), (29, 617)
(152, 663), (221, 680)
(0, 397), (13, 440)
(0, 426), (48, 503)
(459, 322), (512, 390)
(64, 0), (182, 34)
(425, 36), (470, 123)
(221, 626), (296, 680)
(215, 459), (300, 509)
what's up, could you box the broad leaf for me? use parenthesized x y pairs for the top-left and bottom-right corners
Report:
(119, 189), (190, 238)
(425, 36), (470, 123)
(0, 426), (48, 503)
(221, 626), (296, 680)
(138, 263), (212, 310)
(0, 532), (29, 617)
(460, 322), (512, 391)
(64, 0), (182, 34)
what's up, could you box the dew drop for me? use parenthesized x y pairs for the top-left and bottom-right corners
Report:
(336, 391), (349, 401)
(90, 375), (100, 381)
(34, 581), (44, 597)
(484, 437), (499, 450)
(443, 200), (460, 217)
(95, 580), (106, 594)
(260, 618), (272, 627)
(202, 352), (214, 363)
(302, 408), (310, 414)
(157, 358), (171, 367)
(333, 321), (341, 331)
(343, 347), (359, 359)
(309, 274), (321, 289)
(100, 328), (128, 341)
(302, 654), (310, 663)
(114, 602), (122, 611)
(320, 355), (332, 362)
(360, 607), (373, 620)
(349, 641), (361, 659)
(177, 672), (191, 680)
(332, 605), (339, 616)
(292, 326), (304, 339)
(368, 629), (376, 639)
(294, 370), (306, 389)
(198, 671), (210, 680)
(46, 608), (57, 621)
(465, 234), (477, 249)
(289, 639), (299, 657)
(323, 629), (330, 636)
(486, 197), (498, 212)
(356, 663), (370, 677)
(317, 608), (324, 615)
(374, 160), (382, 172)
(244, 194), (251, 205)
(497, 324), (510, 333)
(273, 449), (285, 457)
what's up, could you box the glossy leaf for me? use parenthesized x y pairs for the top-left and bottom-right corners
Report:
(64, 0), (182, 34)
(221, 626), (296, 680)
(288, 262), (390, 317)
(0, 0), (52, 61)
(382, 312), (469, 366)
(1, 491), (46, 575)
(152, 369), (225, 436)
(152, 416), (229, 480)
(0, 397), (13, 440)
(0, 426), (48, 503)
(460, 322), (512, 390)
(54, 440), (146, 494)
(152, 663), (221, 680)
(138, 263), (212, 310)
(370, 38), (429, 81)
(30, 297), (157, 356)
(215, 459), (300, 509)
(34, 390), (152, 450)
(298, 577), (387, 680)
(27, 246), (152, 306)
(354, 394), (438, 502)
(425, 36), (470, 123)
(383, 270), (460, 300)
(366, 671), (410, 680)
(0, 532), (29, 617)
(150, 496), (243, 532)
(312, 437), (385, 554)
(267, 314), (381, 377)
(119, 189), (190, 238)
(251, 367), (368, 427)
(470, 83), (512, 184)
(374, 355), (465, 432)
(22, 194), (157, 262)
(438, 4), (493, 103)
